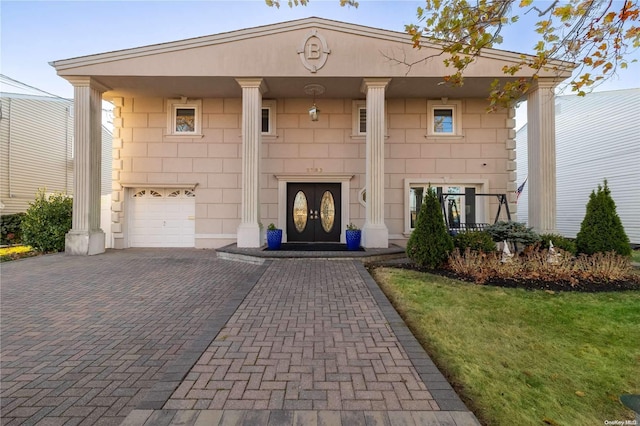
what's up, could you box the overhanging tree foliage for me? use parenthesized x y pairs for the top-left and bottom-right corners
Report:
(267, 0), (639, 109)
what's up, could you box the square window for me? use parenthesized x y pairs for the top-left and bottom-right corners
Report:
(175, 108), (195, 133)
(434, 108), (453, 133)
(427, 100), (462, 137)
(167, 99), (202, 136)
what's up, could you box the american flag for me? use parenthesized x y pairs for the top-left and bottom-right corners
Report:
(516, 177), (527, 202)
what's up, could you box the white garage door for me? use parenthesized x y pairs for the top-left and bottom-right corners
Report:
(129, 188), (195, 247)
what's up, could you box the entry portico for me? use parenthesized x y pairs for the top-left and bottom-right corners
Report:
(52, 17), (573, 254)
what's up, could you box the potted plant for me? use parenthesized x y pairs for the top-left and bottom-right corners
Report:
(345, 223), (362, 251)
(266, 223), (282, 250)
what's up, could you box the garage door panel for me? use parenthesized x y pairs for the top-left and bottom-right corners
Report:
(129, 188), (195, 248)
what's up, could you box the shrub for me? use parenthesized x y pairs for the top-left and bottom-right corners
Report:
(1, 213), (25, 245)
(453, 231), (496, 253)
(448, 248), (636, 286)
(21, 190), (73, 253)
(575, 180), (631, 256)
(406, 186), (454, 268)
(539, 233), (577, 255)
(484, 220), (541, 251)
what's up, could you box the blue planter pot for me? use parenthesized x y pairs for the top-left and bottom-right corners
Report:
(266, 229), (282, 250)
(345, 230), (361, 251)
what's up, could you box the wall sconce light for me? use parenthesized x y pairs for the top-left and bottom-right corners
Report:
(304, 83), (325, 122)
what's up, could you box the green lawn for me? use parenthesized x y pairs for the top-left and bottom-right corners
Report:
(632, 250), (640, 264)
(373, 267), (640, 425)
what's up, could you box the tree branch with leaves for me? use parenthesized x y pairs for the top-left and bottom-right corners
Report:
(266, 0), (638, 110)
(407, 0), (639, 108)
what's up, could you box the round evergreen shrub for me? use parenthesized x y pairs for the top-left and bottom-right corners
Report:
(575, 180), (631, 256)
(484, 220), (541, 249)
(21, 190), (73, 253)
(453, 230), (497, 253)
(539, 233), (577, 255)
(406, 187), (454, 268)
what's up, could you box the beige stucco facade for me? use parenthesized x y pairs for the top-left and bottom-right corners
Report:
(51, 17), (573, 254)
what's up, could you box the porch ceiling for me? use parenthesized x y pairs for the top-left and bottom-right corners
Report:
(97, 75), (512, 101)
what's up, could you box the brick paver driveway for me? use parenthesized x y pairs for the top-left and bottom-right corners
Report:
(1, 249), (478, 425)
(1, 249), (263, 425)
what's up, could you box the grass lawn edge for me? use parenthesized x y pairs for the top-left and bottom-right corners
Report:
(371, 266), (640, 425)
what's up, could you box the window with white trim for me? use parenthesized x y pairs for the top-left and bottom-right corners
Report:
(352, 100), (388, 136)
(167, 99), (202, 136)
(352, 100), (367, 136)
(427, 100), (462, 136)
(405, 180), (486, 234)
(261, 100), (277, 136)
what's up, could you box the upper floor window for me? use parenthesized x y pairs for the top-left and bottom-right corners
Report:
(434, 108), (454, 133)
(358, 106), (367, 134)
(427, 100), (462, 137)
(352, 100), (388, 137)
(352, 100), (367, 136)
(167, 98), (202, 136)
(262, 100), (277, 136)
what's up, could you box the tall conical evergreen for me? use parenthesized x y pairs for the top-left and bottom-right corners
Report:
(406, 187), (454, 268)
(575, 180), (631, 256)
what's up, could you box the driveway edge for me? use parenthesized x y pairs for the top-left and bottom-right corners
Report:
(136, 260), (272, 410)
(354, 262), (476, 414)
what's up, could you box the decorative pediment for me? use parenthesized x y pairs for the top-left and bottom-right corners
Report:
(51, 17), (573, 99)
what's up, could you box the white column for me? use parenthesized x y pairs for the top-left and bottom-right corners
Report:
(236, 78), (267, 247)
(65, 77), (109, 255)
(361, 78), (391, 248)
(527, 80), (557, 234)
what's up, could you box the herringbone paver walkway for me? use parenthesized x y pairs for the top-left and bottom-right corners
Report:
(165, 260), (436, 411)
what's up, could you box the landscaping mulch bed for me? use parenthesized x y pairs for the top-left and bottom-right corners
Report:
(381, 262), (640, 293)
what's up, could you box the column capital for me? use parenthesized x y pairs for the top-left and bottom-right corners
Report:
(360, 78), (391, 93)
(530, 78), (559, 91)
(235, 78), (268, 94)
(66, 76), (111, 93)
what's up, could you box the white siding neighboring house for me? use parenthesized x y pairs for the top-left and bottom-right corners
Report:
(0, 85), (113, 246)
(516, 88), (640, 245)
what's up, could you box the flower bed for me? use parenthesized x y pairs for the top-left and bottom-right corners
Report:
(391, 248), (640, 292)
(0, 245), (37, 262)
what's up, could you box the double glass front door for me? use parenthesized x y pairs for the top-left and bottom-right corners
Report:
(287, 183), (341, 242)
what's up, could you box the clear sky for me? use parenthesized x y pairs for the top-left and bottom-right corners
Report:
(1, 0), (638, 126)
